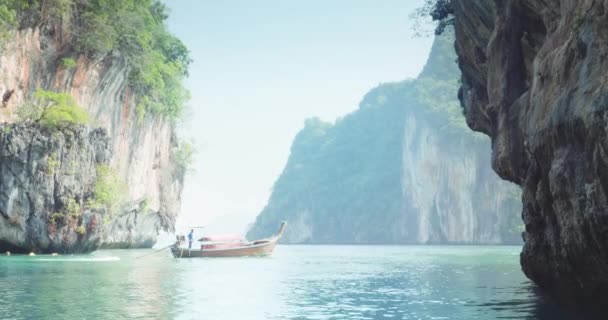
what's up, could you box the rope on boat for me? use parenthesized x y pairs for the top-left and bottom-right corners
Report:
(135, 244), (174, 259)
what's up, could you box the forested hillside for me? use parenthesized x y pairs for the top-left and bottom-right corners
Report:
(247, 32), (522, 244)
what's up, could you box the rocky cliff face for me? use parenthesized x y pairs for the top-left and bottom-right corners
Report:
(0, 124), (110, 253)
(452, 0), (608, 309)
(248, 33), (522, 244)
(401, 108), (521, 244)
(0, 27), (183, 252)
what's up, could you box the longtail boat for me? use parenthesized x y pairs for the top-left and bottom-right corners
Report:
(170, 222), (286, 258)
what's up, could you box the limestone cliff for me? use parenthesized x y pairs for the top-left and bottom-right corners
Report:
(0, 124), (111, 253)
(451, 0), (608, 310)
(247, 33), (522, 244)
(0, 14), (184, 251)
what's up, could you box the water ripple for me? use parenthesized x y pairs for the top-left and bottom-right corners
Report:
(0, 246), (582, 320)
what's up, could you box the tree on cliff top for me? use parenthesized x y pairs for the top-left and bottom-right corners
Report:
(1, 0), (191, 121)
(411, 0), (454, 36)
(72, 0), (192, 120)
(17, 90), (89, 130)
(0, 1), (18, 44)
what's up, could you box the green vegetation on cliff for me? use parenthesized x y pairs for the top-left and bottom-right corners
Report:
(17, 90), (89, 129)
(174, 140), (196, 175)
(247, 32), (522, 244)
(412, 0), (454, 36)
(1, 0), (190, 120)
(91, 164), (128, 213)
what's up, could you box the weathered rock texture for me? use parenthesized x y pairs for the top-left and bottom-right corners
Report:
(452, 0), (608, 308)
(0, 124), (111, 253)
(0, 27), (183, 252)
(248, 33), (522, 244)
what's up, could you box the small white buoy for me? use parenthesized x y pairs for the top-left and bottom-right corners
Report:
(28, 252), (35, 256)
(5, 251), (10, 256)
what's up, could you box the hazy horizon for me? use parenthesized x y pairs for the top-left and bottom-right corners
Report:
(167, 0), (435, 235)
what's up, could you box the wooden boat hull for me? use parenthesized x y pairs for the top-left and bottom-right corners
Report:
(171, 222), (286, 258)
(171, 240), (277, 258)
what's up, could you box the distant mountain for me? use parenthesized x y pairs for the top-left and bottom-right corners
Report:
(247, 31), (522, 244)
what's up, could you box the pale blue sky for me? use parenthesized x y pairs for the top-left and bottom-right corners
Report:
(167, 0), (434, 233)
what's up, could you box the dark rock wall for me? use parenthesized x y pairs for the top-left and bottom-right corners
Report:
(0, 124), (110, 253)
(453, 0), (608, 308)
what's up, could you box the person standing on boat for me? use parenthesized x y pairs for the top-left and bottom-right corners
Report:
(188, 229), (194, 249)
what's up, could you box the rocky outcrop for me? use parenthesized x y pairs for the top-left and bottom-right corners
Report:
(247, 33), (522, 244)
(452, 0), (608, 309)
(0, 124), (110, 253)
(0, 27), (184, 251)
(401, 108), (522, 244)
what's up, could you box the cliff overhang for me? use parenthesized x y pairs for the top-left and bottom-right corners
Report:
(451, 0), (608, 311)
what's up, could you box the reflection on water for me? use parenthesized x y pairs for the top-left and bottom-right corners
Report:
(0, 246), (579, 319)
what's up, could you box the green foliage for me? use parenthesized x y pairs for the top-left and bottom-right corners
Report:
(17, 90), (89, 129)
(92, 164), (127, 212)
(135, 103), (146, 124)
(50, 212), (65, 224)
(0, 0), (70, 36)
(411, 0), (454, 36)
(76, 225), (86, 235)
(428, 0), (454, 32)
(174, 140), (196, 174)
(72, 0), (191, 119)
(41, 102), (89, 129)
(16, 103), (42, 125)
(37, 90), (89, 129)
(358, 32), (470, 137)
(60, 57), (77, 69)
(50, 198), (81, 225)
(4, 0), (191, 120)
(40, 0), (72, 23)
(0, 0), (18, 45)
(74, 10), (117, 54)
(46, 154), (59, 175)
(64, 198), (81, 218)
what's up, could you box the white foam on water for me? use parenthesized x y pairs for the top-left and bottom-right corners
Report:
(34, 256), (121, 262)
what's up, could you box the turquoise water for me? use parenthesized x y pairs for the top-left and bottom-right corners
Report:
(0, 245), (576, 319)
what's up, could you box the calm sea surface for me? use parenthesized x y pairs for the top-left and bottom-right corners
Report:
(0, 245), (578, 320)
